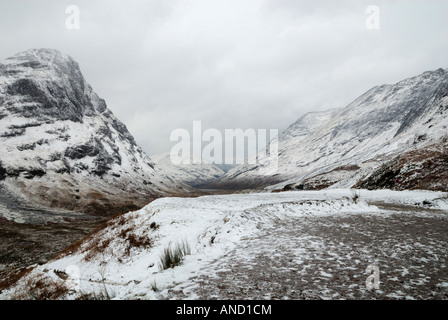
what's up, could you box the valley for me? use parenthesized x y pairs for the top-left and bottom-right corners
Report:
(0, 48), (447, 300)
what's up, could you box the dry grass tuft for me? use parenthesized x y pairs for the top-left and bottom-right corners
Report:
(158, 240), (191, 271)
(11, 272), (69, 300)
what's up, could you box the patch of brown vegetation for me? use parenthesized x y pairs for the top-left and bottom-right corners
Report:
(83, 237), (114, 262)
(0, 266), (34, 292)
(119, 226), (134, 238)
(333, 164), (361, 171)
(356, 143), (448, 191)
(12, 273), (69, 300)
(58, 213), (155, 262)
(53, 210), (131, 263)
(302, 179), (335, 191)
(117, 225), (154, 256)
(0, 217), (15, 227)
(125, 233), (153, 255)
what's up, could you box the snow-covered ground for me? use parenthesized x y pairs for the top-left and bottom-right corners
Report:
(1, 189), (447, 300)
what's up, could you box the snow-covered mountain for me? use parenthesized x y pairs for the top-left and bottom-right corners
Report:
(0, 49), (193, 215)
(216, 68), (448, 191)
(150, 153), (224, 187)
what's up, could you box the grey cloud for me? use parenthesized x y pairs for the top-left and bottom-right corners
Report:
(1, 0), (447, 156)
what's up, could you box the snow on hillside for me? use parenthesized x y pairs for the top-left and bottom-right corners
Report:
(0, 49), (193, 215)
(2, 189), (447, 300)
(217, 68), (448, 191)
(151, 153), (224, 187)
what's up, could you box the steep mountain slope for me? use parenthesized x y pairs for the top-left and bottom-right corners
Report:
(217, 68), (448, 191)
(151, 153), (224, 188)
(354, 142), (448, 191)
(209, 108), (341, 189)
(0, 49), (192, 216)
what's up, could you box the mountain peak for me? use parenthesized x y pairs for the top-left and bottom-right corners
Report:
(16, 48), (67, 58)
(0, 49), (193, 216)
(1, 48), (80, 73)
(215, 67), (448, 190)
(0, 48), (93, 123)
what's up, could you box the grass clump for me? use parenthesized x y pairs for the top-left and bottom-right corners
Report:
(150, 280), (159, 292)
(77, 286), (116, 300)
(158, 240), (191, 271)
(351, 189), (360, 204)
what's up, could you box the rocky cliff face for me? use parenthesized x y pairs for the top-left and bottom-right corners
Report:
(215, 68), (448, 191)
(0, 49), (192, 216)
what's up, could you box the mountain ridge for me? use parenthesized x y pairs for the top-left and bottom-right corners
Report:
(212, 67), (448, 192)
(0, 48), (194, 217)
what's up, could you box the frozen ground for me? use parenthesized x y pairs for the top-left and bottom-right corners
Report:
(1, 189), (447, 300)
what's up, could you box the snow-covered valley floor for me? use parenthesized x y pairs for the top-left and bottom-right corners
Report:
(1, 189), (447, 300)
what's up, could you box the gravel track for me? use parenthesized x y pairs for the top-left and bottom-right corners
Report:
(163, 204), (448, 300)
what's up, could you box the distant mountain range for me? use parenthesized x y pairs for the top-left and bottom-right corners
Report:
(150, 153), (224, 188)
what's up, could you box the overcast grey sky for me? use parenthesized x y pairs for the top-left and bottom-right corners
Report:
(1, 0), (447, 156)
